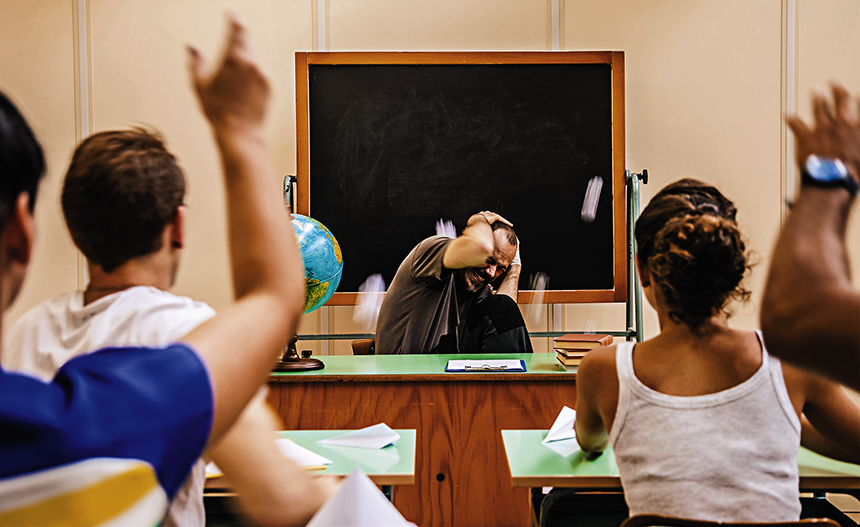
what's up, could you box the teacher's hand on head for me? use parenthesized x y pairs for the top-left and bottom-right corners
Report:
(477, 210), (513, 227)
(187, 13), (270, 131)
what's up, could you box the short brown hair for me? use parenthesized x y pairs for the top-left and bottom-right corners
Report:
(62, 128), (185, 272)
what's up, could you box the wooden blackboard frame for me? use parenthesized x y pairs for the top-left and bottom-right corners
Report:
(295, 51), (626, 305)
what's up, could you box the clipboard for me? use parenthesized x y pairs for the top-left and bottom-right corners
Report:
(445, 359), (527, 372)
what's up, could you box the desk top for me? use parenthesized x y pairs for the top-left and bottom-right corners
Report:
(206, 429), (416, 488)
(269, 353), (576, 382)
(502, 430), (860, 491)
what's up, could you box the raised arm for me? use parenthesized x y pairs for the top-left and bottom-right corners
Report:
(441, 213), (497, 270)
(495, 238), (521, 301)
(182, 15), (305, 446)
(761, 83), (860, 391)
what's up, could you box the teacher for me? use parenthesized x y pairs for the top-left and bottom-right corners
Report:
(376, 211), (533, 355)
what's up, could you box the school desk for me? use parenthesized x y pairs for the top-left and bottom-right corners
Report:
(501, 429), (860, 491)
(204, 429), (416, 495)
(265, 353), (577, 527)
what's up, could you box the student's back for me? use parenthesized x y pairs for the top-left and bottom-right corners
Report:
(574, 179), (860, 523)
(610, 331), (800, 520)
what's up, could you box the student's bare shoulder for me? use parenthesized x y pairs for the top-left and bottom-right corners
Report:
(578, 344), (618, 376)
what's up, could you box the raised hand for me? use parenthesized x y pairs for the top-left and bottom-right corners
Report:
(187, 13), (270, 132)
(787, 83), (860, 184)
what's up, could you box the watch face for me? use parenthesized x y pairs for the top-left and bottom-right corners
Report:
(805, 155), (849, 183)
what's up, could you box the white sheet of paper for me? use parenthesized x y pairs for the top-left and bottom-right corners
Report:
(542, 405), (577, 444)
(316, 423), (401, 449)
(205, 437), (332, 477)
(276, 438), (333, 467)
(306, 469), (414, 526)
(543, 436), (581, 458)
(204, 461), (223, 478)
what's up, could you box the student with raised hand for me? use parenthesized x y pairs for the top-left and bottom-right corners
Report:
(574, 179), (860, 523)
(2, 126), (335, 526)
(761, 83), (860, 392)
(0, 14), (309, 525)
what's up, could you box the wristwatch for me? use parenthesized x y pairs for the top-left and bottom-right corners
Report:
(801, 155), (858, 197)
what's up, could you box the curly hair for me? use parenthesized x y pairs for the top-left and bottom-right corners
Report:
(61, 128), (185, 273)
(635, 179), (752, 330)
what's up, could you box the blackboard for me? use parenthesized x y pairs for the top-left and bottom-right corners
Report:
(295, 52), (626, 305)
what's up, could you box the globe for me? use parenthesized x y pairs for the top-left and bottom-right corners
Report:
(291, 214), (343, 313)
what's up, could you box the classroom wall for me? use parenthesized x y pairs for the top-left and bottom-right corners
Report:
(2, 0), (858, 357)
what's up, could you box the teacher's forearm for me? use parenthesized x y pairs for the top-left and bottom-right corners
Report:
(496, 263), (521, 301)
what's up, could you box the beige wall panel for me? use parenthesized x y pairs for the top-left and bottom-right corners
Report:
(88, 0), (313, 311)
(796, 0), (860, 290)
(564, 0), (783, 338)
(328, 0), (548, 50)
(1, 0), (79, 328)
(561, 301), (629, 341)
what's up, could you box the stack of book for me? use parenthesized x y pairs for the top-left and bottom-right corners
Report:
(554, 333), (613, 371)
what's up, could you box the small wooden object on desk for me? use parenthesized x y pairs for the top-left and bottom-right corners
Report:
(273, 333), (324, 372)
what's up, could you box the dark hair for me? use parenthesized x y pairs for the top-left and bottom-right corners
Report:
(491, 221), (518, 247)
(61, 128), (185, 273)
(635, 178), (751, 329)
(0, 91), (45, 231)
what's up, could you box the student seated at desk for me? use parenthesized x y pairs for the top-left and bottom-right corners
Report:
(3, 126), (334, 527)
(0, 16), (333, 526)
(574, 179), (860, 523)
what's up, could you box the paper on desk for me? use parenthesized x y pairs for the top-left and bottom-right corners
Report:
(204, 437), (332, 478)
(276, 437), (333, 467)
(445, 359), (526, 372)
(542, 406), (577, 444)
(306, 469), (414, 527)
(316, 423), (401, 449)
(205, 462), (223, 478)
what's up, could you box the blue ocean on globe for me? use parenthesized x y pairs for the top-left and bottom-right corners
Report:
(291, 214), (343, 313)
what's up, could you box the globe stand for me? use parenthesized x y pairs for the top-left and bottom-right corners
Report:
(272, 333), (325, 372)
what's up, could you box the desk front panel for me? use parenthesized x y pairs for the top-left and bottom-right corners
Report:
(267, 360), (576, 527)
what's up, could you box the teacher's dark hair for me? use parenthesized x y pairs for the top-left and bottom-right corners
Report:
(491, 221), (517, 247)
(0, 91), (45, 231)
(635, 179), (752, 330)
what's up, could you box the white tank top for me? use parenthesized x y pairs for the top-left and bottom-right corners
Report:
(608, 332), (801, 521)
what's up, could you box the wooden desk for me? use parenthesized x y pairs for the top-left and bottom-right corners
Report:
(266, 353), (576, 527)
(501, 429), (860, 492)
